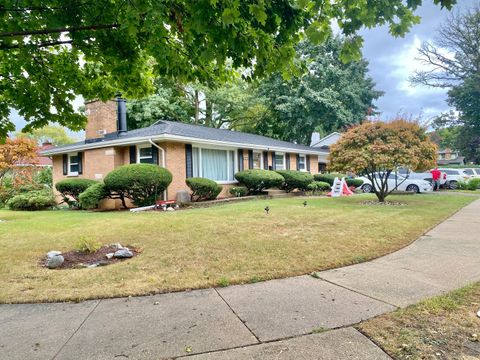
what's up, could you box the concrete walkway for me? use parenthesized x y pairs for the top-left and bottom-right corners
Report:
(1, 199), (480, 360)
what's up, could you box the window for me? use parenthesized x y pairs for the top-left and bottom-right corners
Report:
(252, 151), (262, 169)
(464, 169), (475, 175)
(138, 145), (153, 164)
(298, 154), (306, 171)
(68, 153), (79, 176)
(275, 153), (285, 170)
(192, 147), (236, 182)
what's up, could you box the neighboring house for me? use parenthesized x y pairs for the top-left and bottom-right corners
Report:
(42, 99), (327, 209)
(437, 148), (465, 166)
(310, 132), (341, 172)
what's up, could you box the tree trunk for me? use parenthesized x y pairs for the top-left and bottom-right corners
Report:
(194, 90), (200, 124)
(205, 99), (213, 126)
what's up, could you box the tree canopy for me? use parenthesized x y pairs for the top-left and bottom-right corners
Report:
(0, 138), (38, 183)
(15, 125), (76, 146)
(0, 0), (456, 139)
(411, 4), (479, 163)
(329, 120), (437, 202)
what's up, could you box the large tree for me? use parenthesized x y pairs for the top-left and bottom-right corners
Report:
(411, 4), (480, 162)
(15, 125), (75, 146)
(0, 0), (456, 139)
(0, 138), (38, 183)
(329, 120), (437, 202)
(238, 37), (383, 145)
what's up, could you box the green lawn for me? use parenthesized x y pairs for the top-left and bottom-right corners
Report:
(359, 282), (480, 359)
(0, 194), (474, 303)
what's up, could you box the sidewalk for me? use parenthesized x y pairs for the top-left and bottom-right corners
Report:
(1, 199), (479, 360)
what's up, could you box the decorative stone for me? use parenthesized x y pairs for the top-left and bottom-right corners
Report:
(167, 207), (175, 211)
(47, 251), (62, 259)
(110, 243), (124, 250)
(105, 253), (114, 259)
(113, 249), (133, 258)
(97, 261), (109, 266)
(47, 255), (64, 269)
(176, 190), (191, 204)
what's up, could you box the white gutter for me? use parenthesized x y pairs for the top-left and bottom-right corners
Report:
(40, 134), (329, 156)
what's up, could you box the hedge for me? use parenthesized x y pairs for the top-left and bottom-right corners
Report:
(104, 164), (173, 207)
(7, 190), (56, 211)
(55, 178), (98, 206)
(229, 186), (248, 197)
(186, 177), (222, 201)
(235, 169), (284, 193)
(314, 173), (363, 188)
(275, 170), (314, 192)
(79, 183), (109, 210)
(307, 181), (331, 194)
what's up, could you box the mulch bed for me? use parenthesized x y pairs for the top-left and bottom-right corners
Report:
(42, 245), (140, 270)
(361, 200), (406, 206)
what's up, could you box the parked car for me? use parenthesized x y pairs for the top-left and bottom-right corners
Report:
(397, 167), (447, 187)
(357, 173), (433, 193)
(461, 168), (480, 179)
(437, 168), (473, 189)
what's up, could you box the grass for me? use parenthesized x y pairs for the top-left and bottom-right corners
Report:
(358, 282), (480, 359)
(0, 194), (474, 303)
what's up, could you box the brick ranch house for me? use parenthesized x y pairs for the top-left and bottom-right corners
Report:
(41, 99), (327, 209)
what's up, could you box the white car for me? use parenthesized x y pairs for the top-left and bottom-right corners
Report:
(461, 168), (480, 179)
(357, 173), (433, 194)
(437, 168), (473, 189)
(398, 167), (447, 187)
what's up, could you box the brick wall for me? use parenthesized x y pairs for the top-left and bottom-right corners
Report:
(85, 100), (117, 140)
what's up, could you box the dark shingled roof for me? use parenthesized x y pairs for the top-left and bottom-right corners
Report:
(45, 120), (325, 154)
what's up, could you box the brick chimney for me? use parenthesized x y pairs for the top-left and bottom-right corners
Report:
(84, 99), (118, 140)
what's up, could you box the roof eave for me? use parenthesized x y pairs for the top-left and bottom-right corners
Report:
(40, 134), (328, 156)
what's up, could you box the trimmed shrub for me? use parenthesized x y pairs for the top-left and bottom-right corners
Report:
(235, 169), (284, 193)
(346, 178), (364, 188)
(457, 181), (469, 190)
(104, 164), (173, 207)
(7, 190), (56, 211)
(229, 186), (248, 197)
(307, 181), (331, 194)
(313, 173), (347, 185)
(467, 178), (480, 191)
(186, 177), (222, 201)
(55, 179), (98, 206)
(75, 236), (102, 253)
(275, 170), (314, 192)
(79, 183), (109, 210)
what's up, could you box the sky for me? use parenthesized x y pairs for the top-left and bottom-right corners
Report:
(9, 1), (476, 138)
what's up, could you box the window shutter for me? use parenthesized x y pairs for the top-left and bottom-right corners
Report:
(151, 145), (159, 165)
(285, 153), (290, 170)
(271, 152), (276, 170)
(248, 150), (254, 169)
(185, 144), (193, 178)
(263, 151), (268, 169)
(129, 145), (136, 164)
(238, 149), (244, 172)
(62, 154), (68, 175)
(78, 152), (83, 175)
(296, 154), (300, 171)
(306, 155), (311, 172)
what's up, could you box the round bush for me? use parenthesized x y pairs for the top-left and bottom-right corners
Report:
(104, 164), (173, 207)
(79, 183), (109, 210)
(229, 186), (248, 197)
(186, 177), (222, 202)
(235, 169), (284, 193)
(7, 190), (56, 211)
(346, 178), (364, 188)
(275, 170), (314, 192)
(307, 181), (331, 194)
(467, 178), (480, 191)
(55, 179), (98, 206)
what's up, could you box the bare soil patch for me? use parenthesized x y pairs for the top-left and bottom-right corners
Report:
(41, 246), (140, 270)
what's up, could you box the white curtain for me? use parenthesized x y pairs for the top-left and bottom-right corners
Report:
(192, 148), (200, 177)
(202, 149), (228, 181)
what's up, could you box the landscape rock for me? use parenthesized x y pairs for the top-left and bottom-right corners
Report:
(47, 251), (62, 259)
(110, 243), (124, 250)
(114, 249), (133, 258)
(167, 207), (175, 211)
(176, 190), (191, 204)
(47, 255), (64, 269)
(105, 253), (114, 259)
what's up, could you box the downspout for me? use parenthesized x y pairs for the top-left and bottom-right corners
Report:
(149, 138), (167, 201)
